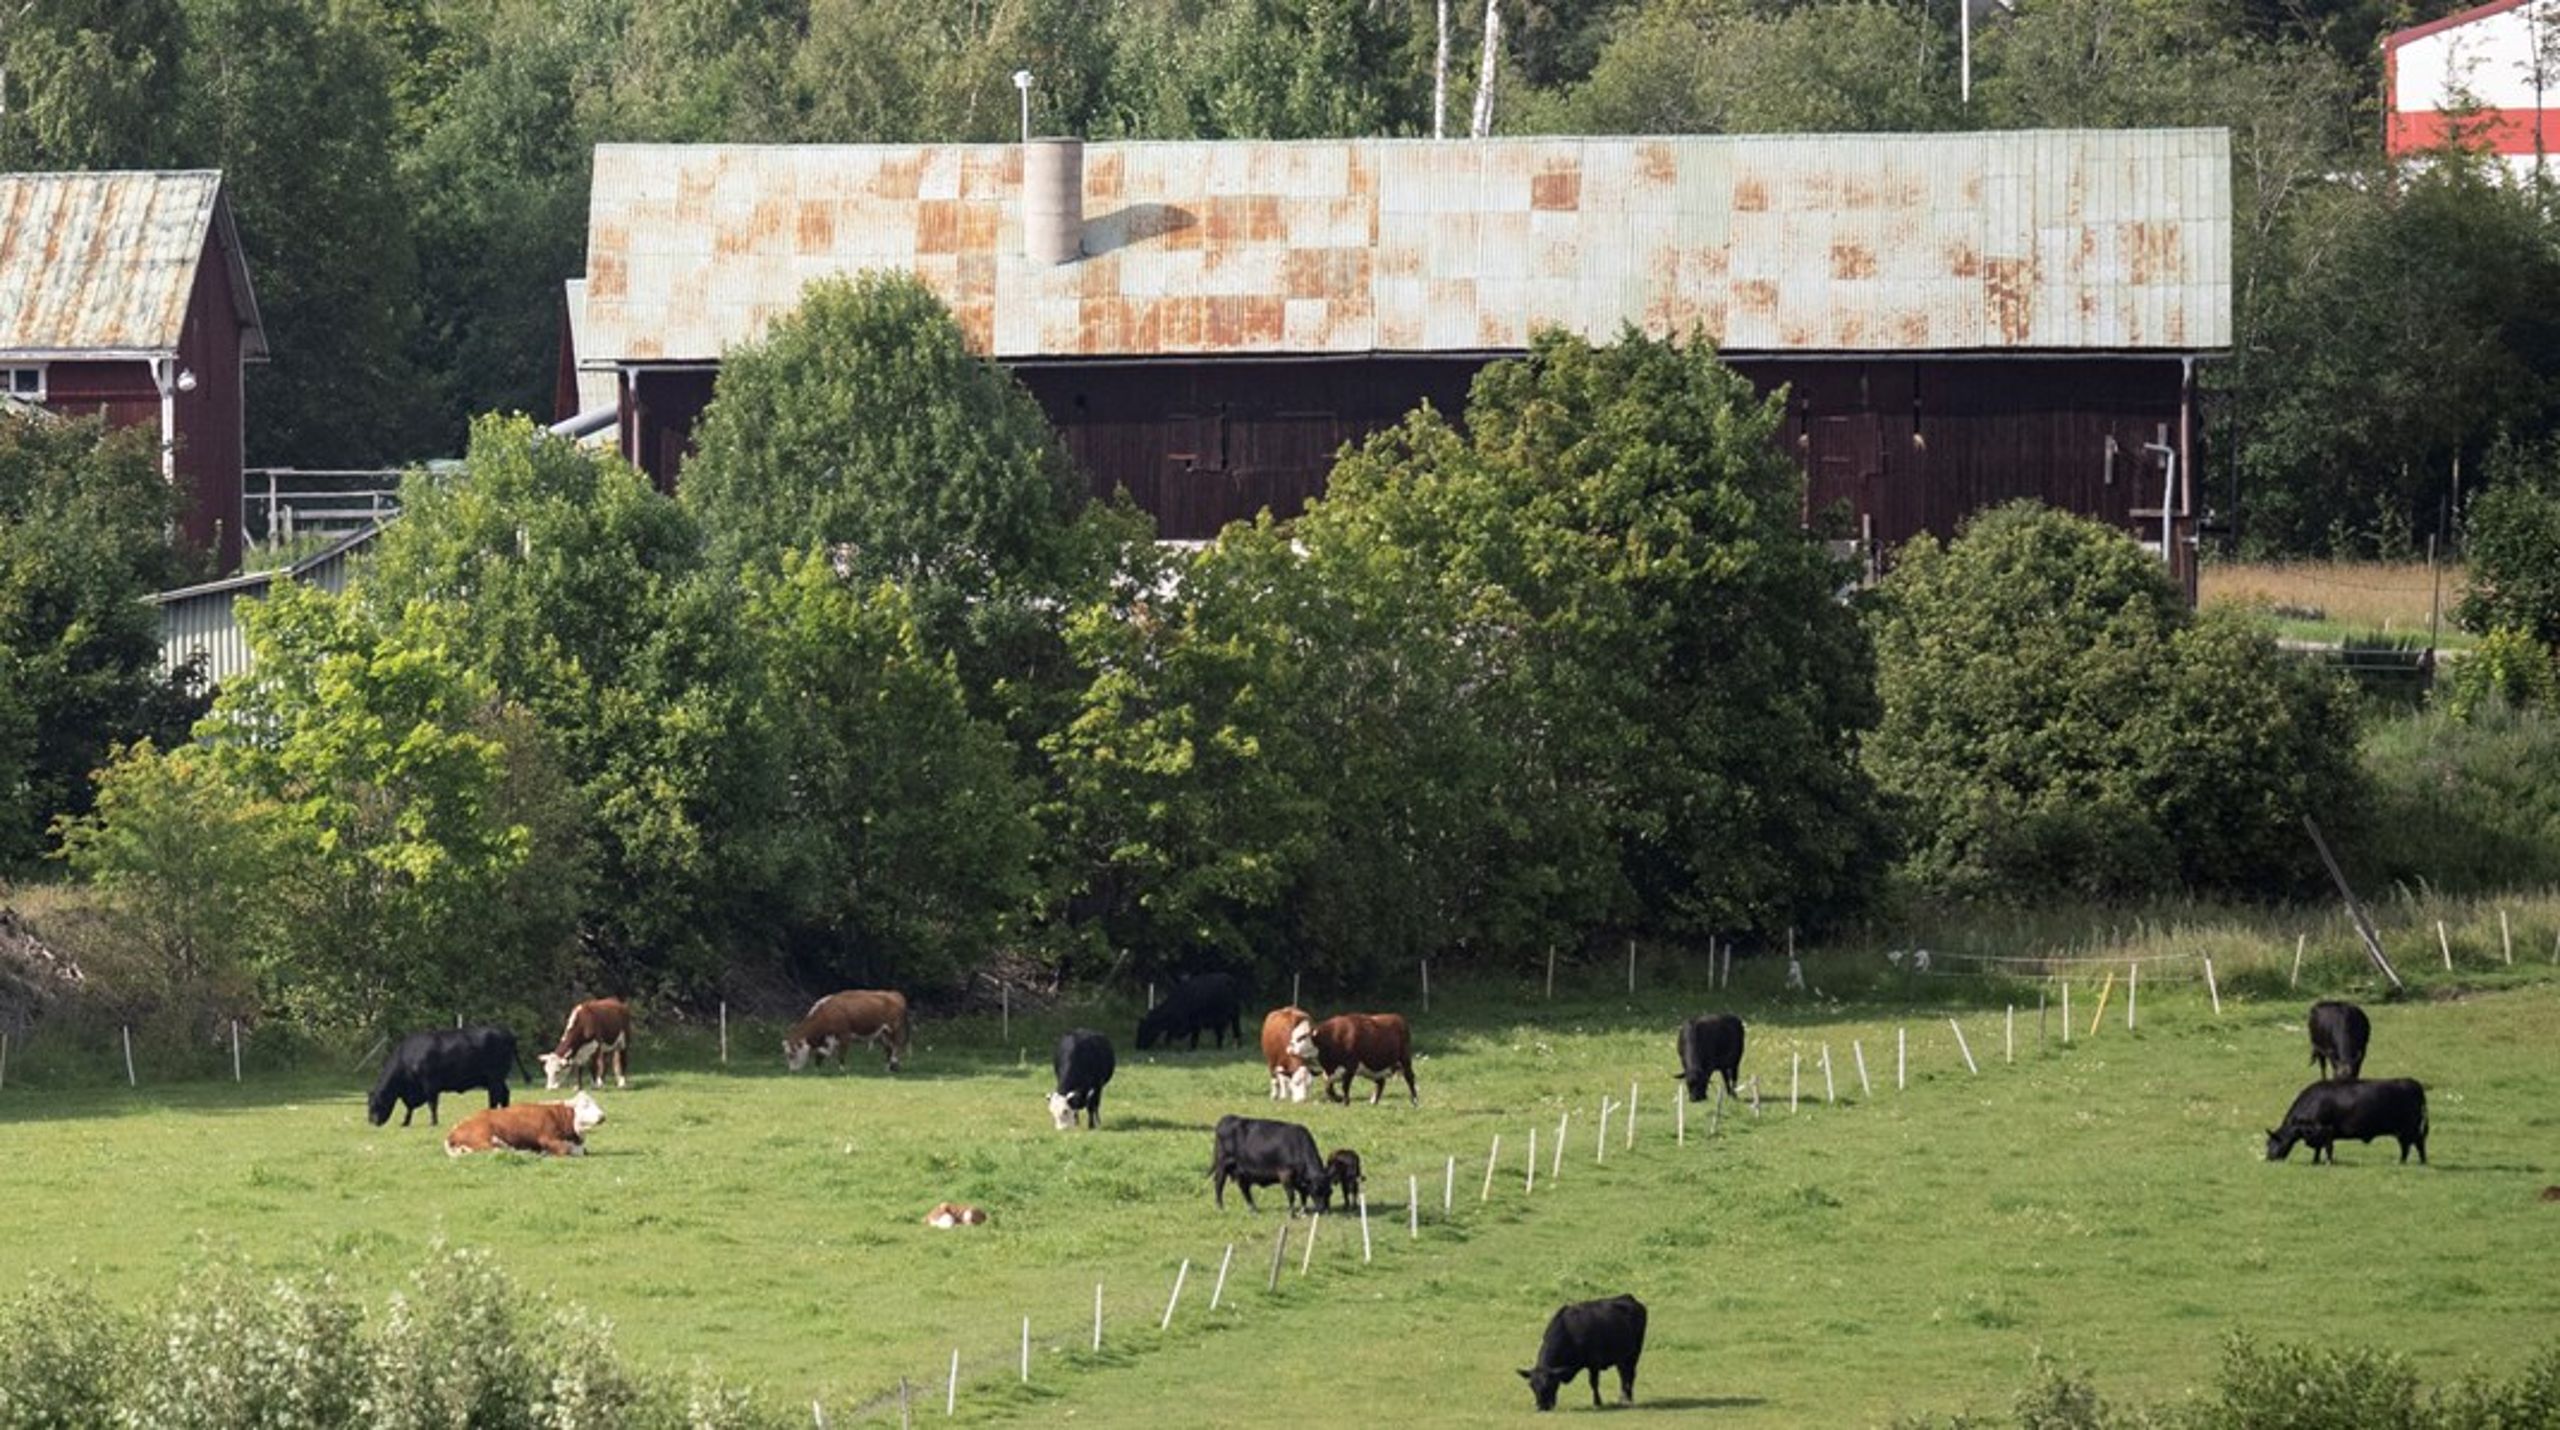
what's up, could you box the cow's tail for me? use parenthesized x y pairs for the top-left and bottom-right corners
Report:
(512, 1036), (536, 1086)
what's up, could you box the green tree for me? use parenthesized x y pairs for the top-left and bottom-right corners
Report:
(1318, 327), (1889, 940)
(0, 0), (186, 170)
(684, 273), (1085, 597)
(394, 3), (615, 438)
(748, 554), (1039, 985)
(2226, 158), (2560, 554)
(357, 417), (753, 990)
(1866, 502), (2360, 900)
(192, 583), (576, 1027)
(179, 0), (433, 467)
(1537, 0), (1955, 135)
(53, 738), (286, 1015)
(0, 411), (199, 864)
(2456, 450), (2560, 655)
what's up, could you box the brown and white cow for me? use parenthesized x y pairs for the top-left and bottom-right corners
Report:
(444, 1091), (604, 1157)
(784, 990), (910, 1073)
(1261, 1005), (1315, 1102)
(539, 998), (631, 1090)
(1298, 1012), (1419, 1105)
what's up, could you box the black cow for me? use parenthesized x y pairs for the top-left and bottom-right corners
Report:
(368, 1027), (522, 1127)
(1137, 972), (1246, 1051)
(1048, 1029), (1117, 1130)
(2267, 1078), (2429, 1165)
(1519, 1295), (1648, 1412)
(1324, 1148), (1363, 1209)
(1208, 1114), (1329, 1214)
(1676, 1013), (1746, 1103)
(2308, 1001), (2371, 1082)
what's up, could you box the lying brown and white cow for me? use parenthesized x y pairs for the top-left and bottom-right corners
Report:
(539, 997), (631, 1090)
(444, 1091), (604, 1157)
(1261, 1005), (1314, 1102)
(784, 989), (910, 1073)
(1296, 1012), (1418, 1105)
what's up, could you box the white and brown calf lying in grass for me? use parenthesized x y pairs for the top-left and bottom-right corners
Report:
(445, 1092), (605, 1157)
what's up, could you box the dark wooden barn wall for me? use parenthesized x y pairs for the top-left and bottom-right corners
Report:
(34, 231), (251, 571)
(625, 353), (2195, 566)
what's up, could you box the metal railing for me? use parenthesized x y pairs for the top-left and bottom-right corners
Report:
(243, 468), (405, 551)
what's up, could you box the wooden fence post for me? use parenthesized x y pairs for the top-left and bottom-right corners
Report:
(1545, 945), (1556, 1000)
(1267, 1223), (1290, 1291)
(2291, 934), (2305, 989)
(1300, 1214), (1321, 1275)
(719, 1001), (728, 1065)
(1626, 939), (1636, 995)
(2088, 971), (2113, 1036)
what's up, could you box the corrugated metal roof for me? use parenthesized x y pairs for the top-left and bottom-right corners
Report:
(0, 170), (266, 359)
(561, 279), (618, 412)
(580, 131), (2230, 364)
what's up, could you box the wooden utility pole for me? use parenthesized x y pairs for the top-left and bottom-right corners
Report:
(2305, 815), (2404, 992)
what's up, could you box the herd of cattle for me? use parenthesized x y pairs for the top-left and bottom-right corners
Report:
(361, 976), (2434, 1409)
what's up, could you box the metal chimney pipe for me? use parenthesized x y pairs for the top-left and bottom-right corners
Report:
(1023, 137), (1085, 265)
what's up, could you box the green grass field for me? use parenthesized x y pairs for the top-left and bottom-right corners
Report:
(3, 959), (2555, 1425)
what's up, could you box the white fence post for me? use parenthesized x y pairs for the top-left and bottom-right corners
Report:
(2004, 1005), (2014, 1063)
(1210, 1243), (1235, 1311)
(1482, 1137), (1500, 1201)
(1950, 1018), (1979, 1075)
(1820, 1045), (1835, 1104)
(1896, 1027), (1906, 1089)
(122, 1026), (135, 1087)
(1852, 1039), (1871, 1097)
(2291, 934), (2306, 989)
(946, 1348), (958, 1416)
(1093, 1283), (1103, 1351)
(2204, 958), (2222, 1015)
(719, 1001), (729, 1064)
(1161, 1259), (1190, 1330)
(1409, 1176), (1420, 1239)
(1790, 1052), (1800, 1113)
(231, 1020), (242, 1083)
(1527, 1127), (1538, 1193)
(1627, 1080), (1638, 1147)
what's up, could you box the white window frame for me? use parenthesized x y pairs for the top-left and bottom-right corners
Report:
(1, 364), (44, 402)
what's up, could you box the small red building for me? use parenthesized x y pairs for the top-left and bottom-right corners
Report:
(0, 171), (267, 572)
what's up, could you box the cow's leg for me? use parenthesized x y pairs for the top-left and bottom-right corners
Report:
(1588, 1367), (1604, 1407)
(1086, 1089), (1102, 1130)
(1368, 1074), (1384, 1106)
(491, 1080), (509, 1109)
(428, 1095), (441, 1126)
(1620, 1355), (1638, 1403)
(1401, 1062), (1419, 1104)
(400, 1100), (417, 1128)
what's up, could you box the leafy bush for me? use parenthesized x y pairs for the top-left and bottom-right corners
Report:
(2455, 451), (2560, 654)
(1890, 1338), (2560, 1428)
(1866, 503), (2364, 902)
(2360, 702), (2560, 892)
(0, 1249), (779, 1430)
(2441, 626), (2559, 720)
(1050, 328), (1890, 978)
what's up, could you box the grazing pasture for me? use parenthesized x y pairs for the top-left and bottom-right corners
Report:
(0, 976), (2552, 1424)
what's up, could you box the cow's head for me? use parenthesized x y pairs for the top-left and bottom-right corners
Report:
(568, 1091), (605, 1134)
(365, 1086), (395, 1127)
(1134, 1006), (1167, 1051)
(784, 1038), (813, 1072)
(1519, 1366), (1564, 1411)
(539, 1051), (571, 1090)
(1281, 1064), (1313, 1102)
(1047, 1091), (1077, 1130)
(2265, 1126), (2300, 1161)
(1286, 1019), (1317, 1062)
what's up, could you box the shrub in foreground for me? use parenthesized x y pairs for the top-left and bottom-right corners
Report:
(0, 1247), (776, 1430)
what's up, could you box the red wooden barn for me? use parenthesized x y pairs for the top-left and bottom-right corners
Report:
(0, 170), (266, 572)
(570, 133), (2226, 586)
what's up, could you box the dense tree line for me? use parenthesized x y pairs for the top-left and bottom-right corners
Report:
(5, 0), (2557, 549)
(39, 283), (2485, 1028)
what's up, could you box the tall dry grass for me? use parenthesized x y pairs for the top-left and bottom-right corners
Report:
(2201, 560), (2465, 637)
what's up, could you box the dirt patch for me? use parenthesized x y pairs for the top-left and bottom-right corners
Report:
(2540, 1185), (2560, 1202)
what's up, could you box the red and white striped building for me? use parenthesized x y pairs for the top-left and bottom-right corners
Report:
(2385, 0), (2560, 181)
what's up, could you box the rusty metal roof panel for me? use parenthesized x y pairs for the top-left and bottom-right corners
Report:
(580, 130), (2229, 366)
(0, 171), (254, 358)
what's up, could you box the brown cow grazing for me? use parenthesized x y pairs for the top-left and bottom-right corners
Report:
(785, 990), (910, 1072)
(1297, 1013), (1418, 1105)
(539, 998), (632, 1090)
(1262, 1005), (1314, 1102)
(445, 1091), (603, 1157)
